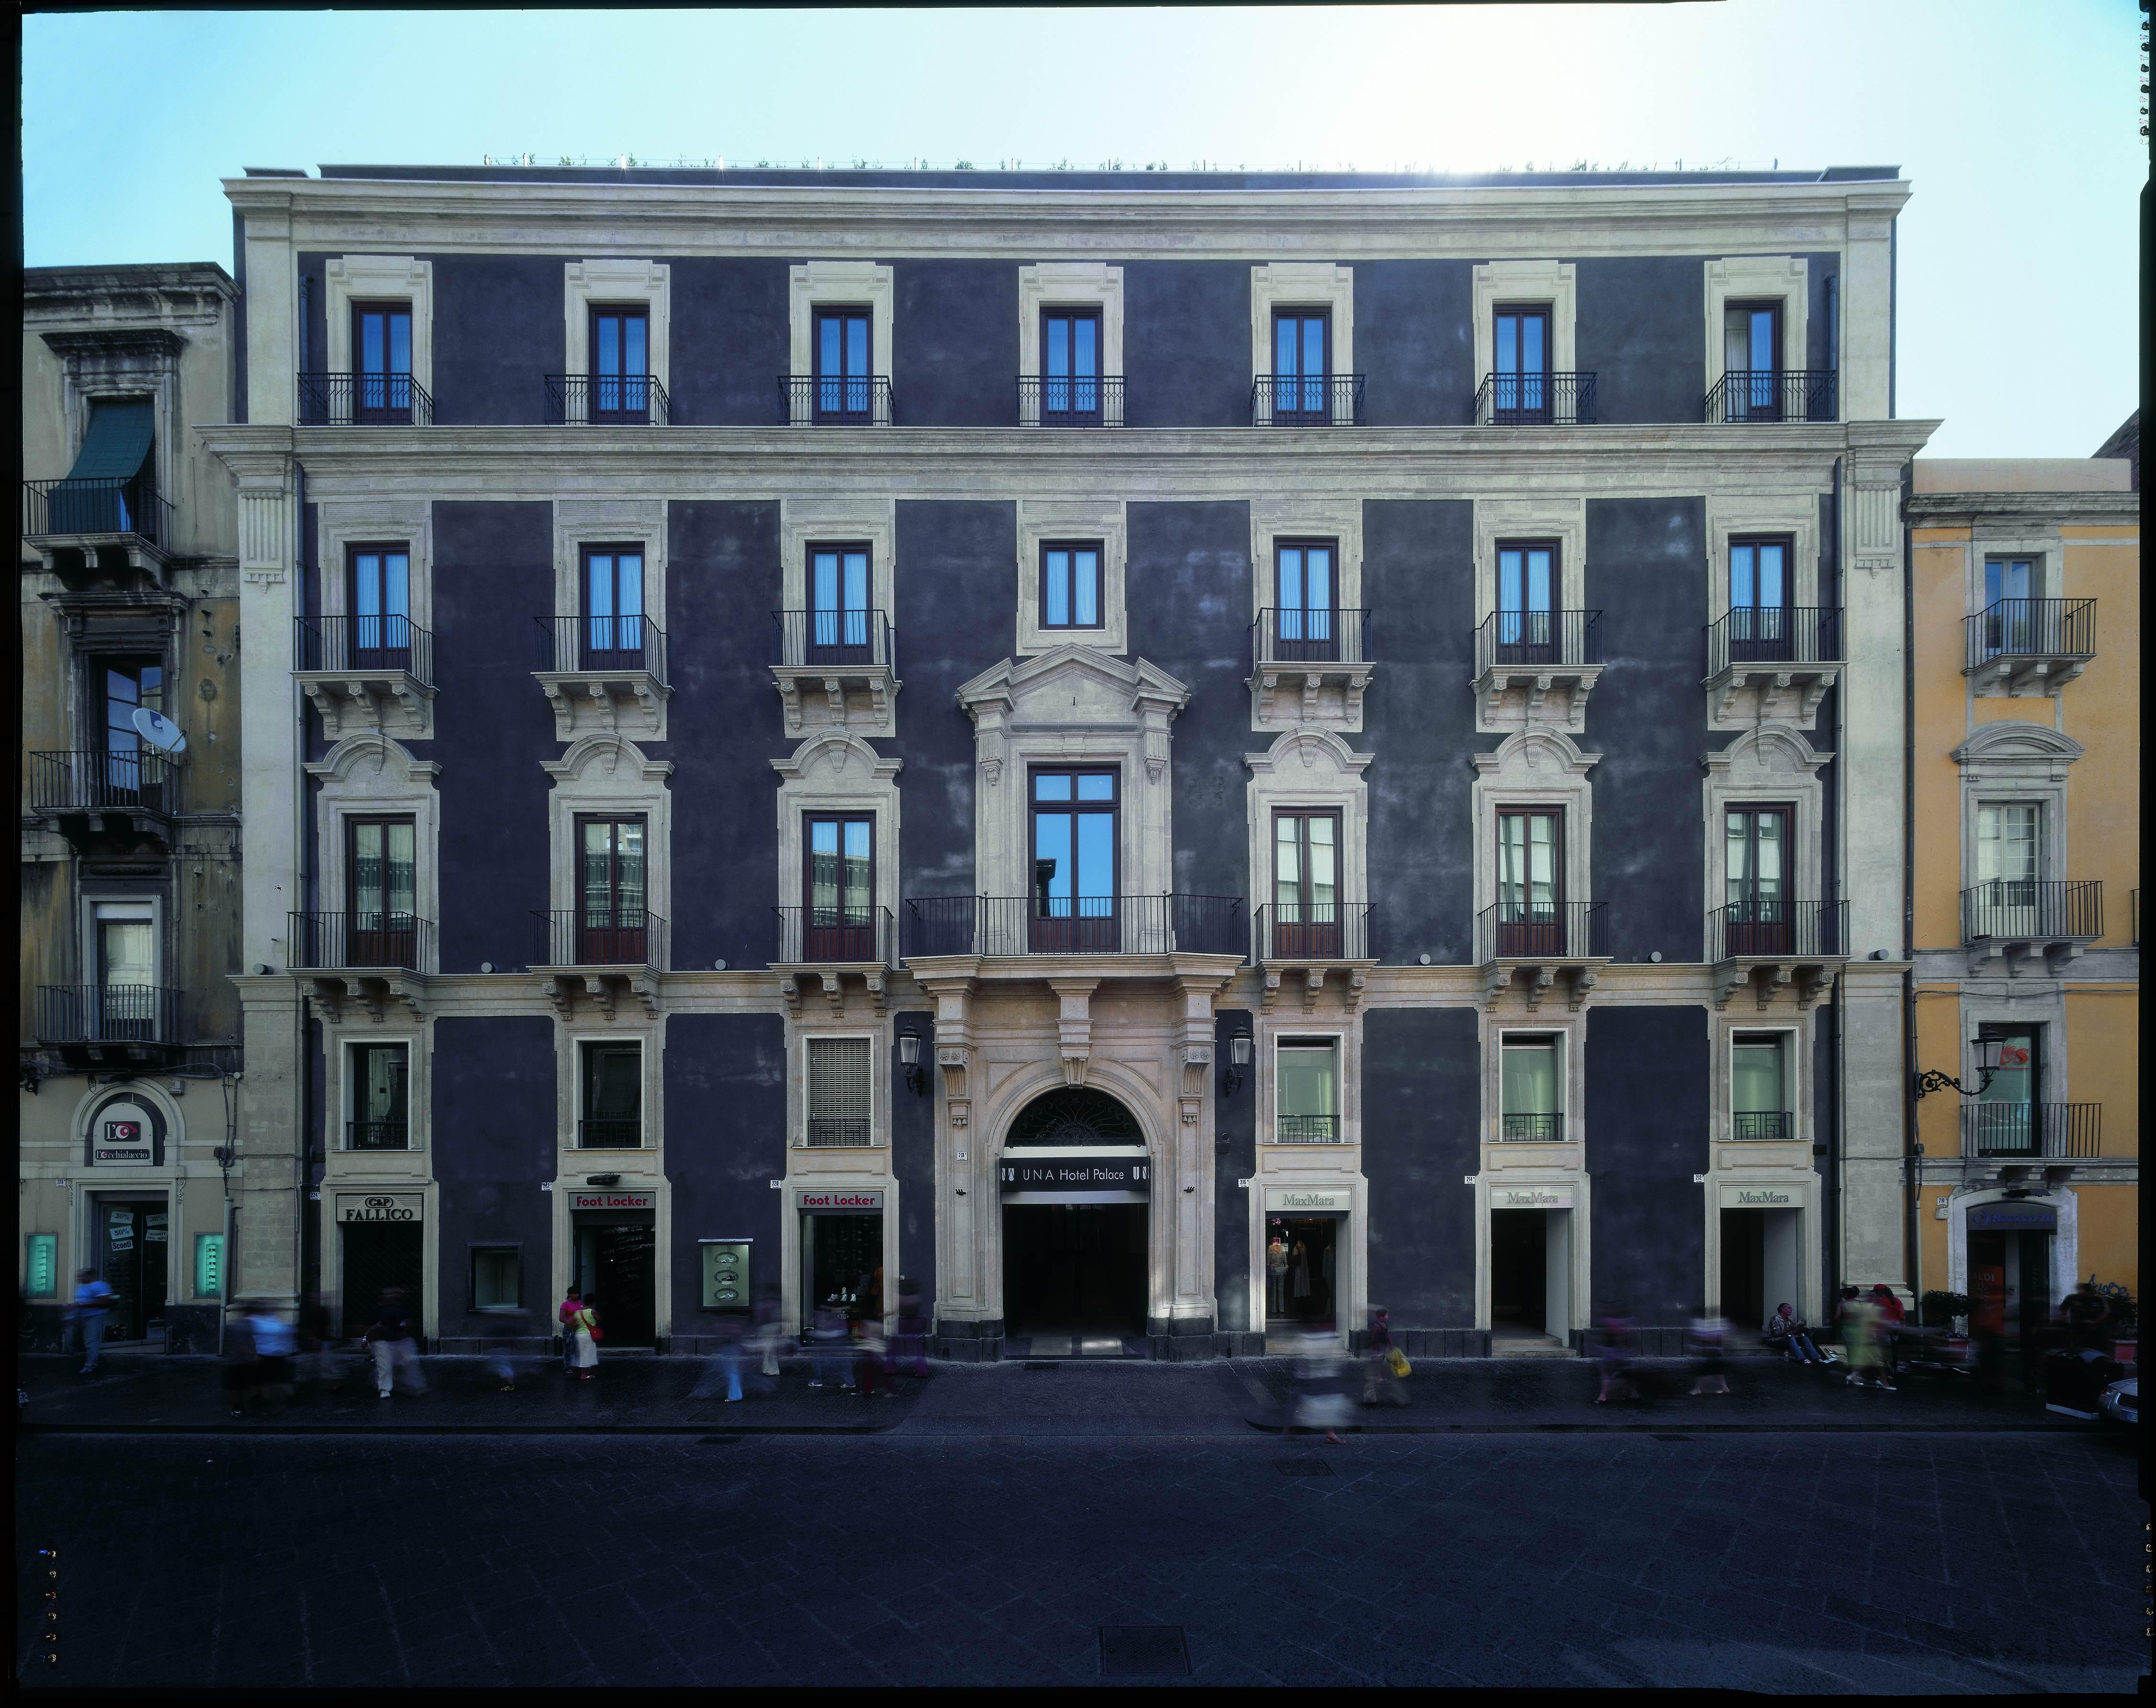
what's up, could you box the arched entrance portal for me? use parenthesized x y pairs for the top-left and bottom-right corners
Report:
(1000, 1088), (1150, 1354)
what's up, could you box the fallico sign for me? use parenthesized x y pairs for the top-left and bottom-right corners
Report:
(336, 1193), (423, 1223)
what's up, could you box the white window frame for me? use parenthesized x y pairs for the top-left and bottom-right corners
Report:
(1474, 500), (1584, 626)
(771, 731), (904, 952)
(1018, 263), (1124, 385)
(1243, 727), (1372, 960)
(1703, 255), (1808, 397)
(1700, 724), (1831, 933)
(1263, 1027), (1354, 1147)
(562, 260), (671, 416)
(798, 1029), (886, 1150)
(324, 255), (434, 400)
(541, 734), (674, 957)
(1950, 722), (2081, 892)
(553, 499), (668, 632)
(340, 1035), (421, 1154)
(1704, 497), (1822, 624)
(1249, 264), (1355, 424)
(82, 897), (161, 993)
(568, 1031), (651, 1152)
(1719, 1022), (1803, 1141)
(1472, 261), (1578, 386)
(303, 733), (442, 975)
(1469, 729), (1599, 928)
(1250, 495), (1362, 623)
(1486, 1020), (1584, 1145)
(1017, 499), (1127, 656)
(788, 262), (895, 420)
(316, 501), (434, 634)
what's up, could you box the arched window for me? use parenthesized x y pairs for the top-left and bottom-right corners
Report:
(1005, 1087), (1143, 1147)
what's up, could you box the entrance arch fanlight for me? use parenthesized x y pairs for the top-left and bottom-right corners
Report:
(1004, 1086), (1143, 1147)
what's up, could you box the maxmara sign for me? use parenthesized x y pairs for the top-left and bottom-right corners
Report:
(1263, 1187), (1350, 1213)
(1490, 1185), (1573, 1210)
(1718, 1184), (1802, 1208)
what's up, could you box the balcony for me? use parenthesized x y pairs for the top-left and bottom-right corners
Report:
(770, 609), (898, 735)
(294, 614), (437, 740)
(534, 615), (670, 739)
(1250, 607), (1374, 727)
(28, 750), (178, 852)
(35, 985), (185, 1069)
(298, 372), (435, 427)
(533, 909), (665, 1022)
(1702, 606), (1843, 727)
(1473, 372), (1598, 427)
(1017, 375), (1125, 427)
(903, 894), (1246, 962)
(288, 910), (435, 1023)
(346, 1120), (410, 1151)
(1473, 610), (1604, 732)
(1498, 1113), (1565, 1142)
(1964, 1103), (2103, 1159)
(22, 476), (176, 578)
(806, 1116), (872, 1149)
(544, 374), (670, 426)
(1701, 370), (1836, 425)
(1708, 899), (1846, 1010)
(1961, 879), (2102, 975)
(772, 905), (897, 1015)
(1731, 1111), (1794, 1140)
(1475, 902), (1610, 1010)
(1255, 903), (1375, 1012)
(1250, 374), (1364, 427)
(1275, 1114), (1341, 1144)
(1963, 598), (2097, 697)
(576, 1118), (645, 1149)
(779, 375), (895, 427)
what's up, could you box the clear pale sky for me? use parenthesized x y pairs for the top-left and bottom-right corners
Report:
(22, 2), (2145, 458)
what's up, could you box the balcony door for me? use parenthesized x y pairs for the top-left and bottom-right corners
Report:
(348, 546), (412, 671)
(100, 659), (166, 805)
(1270, 309), (1331, 424)
(1031, 770), (1118, 952)
(1724, 805), (1791, 954)
(346, 817), (417, 967)
(1275, 540), (1338, 661)
(1274, 810), (1341, 959)
(809, 546), (872, 663)
(1982, 557), (2037, 656)
(351, 1042), (410, 1150)
(805, 814), (875, 962)
(1493, 305), (1551, 423)
(1729, 539), (1790, 661)
(582, 547), (645, 669)
(814, 307), (872, 422)
(1042, 308), (1101, 424)
(1723, 300), (1782, 420)
(95, 904), (156, 1040)
(1973, 801), (2041, 937)
(578, 816), (648, 963)
(1496, 810), (1563, 956)
(1973, 1024), (2040, 1154)
(352, 302), (414, 423)
(1497, 542), (1556, 662)
(589, 307), (650, 423)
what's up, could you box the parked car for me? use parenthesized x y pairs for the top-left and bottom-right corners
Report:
(2097, 1376), (2137, 1434)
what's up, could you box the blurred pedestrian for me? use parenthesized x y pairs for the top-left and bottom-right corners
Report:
(367, 1287), (427, 1399)
(1689, 1315), (1732, 1396)
(891, 1280), (929, 1378)
(1592, 1304), (1636, 1404)
(298, 1293), (349, 1394)
(809, 1298), (850, 1388)
(1871, 1284), (1908, 1374)
(221, 1302), (258, 1417)
(692, 1313), (749, 1403)
(557, 1285), (586, 1376)
(68, 1269), (115, 1376)
(2063, 1280), (2112, 1350)
(1838, 1285), (1893, 1390)
(484, 1306), (531, 1392)
(247, 1300), (297, 1413)
(854, 1312), (887, 1399)
(566, 1295), (600, 1381)
(1360, 1307), (1409, 1407)
(1283, 1323), (1350, 1444)
(753, 1284), (788, 1381)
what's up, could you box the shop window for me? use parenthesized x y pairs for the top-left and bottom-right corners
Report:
(1276, 1039), (1340, 1142)
(470, 1246), (522, 1313)
(25, 1234), (59, 1299)
(1500, 1035), (1561, 1139)
(193, 1232), (224, 1300)
(580, 1040), (643, 1147)
(349, 1042), (410, 1150)
(1731, 1033), (1789, 1138)
(807, 1036), (872, 1146)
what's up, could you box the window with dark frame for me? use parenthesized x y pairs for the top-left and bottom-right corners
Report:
(1273, 810), (1341, 958)
(1276, 1039), (1340, 1142)
(352, 301), (414, 423)
(581, 546), (645, 668)
(98, 657), (167, 801)
(1493, 304), (1552, 422)
(1030, 768), (1119, 951)
(1041, 308), (1102, 422)
(1731, 1033), (1788, 1138)
(350, 1041), (409, 1150)
(470, 1246), (522, 1312)
(1500, 1035), (1560, 1139)
(1724, 805), (1792, 954)
(580, 1039), (642, 1147)
(1729, 537), (1791, 659)
(1496, 809), (1563, 956)
(1040, 542), (1103, 630)
(1496, 541), (1557, 661)
(807, 1036), (873, 1146)
(1981, 556), (2039, 656)
(346, 816), (417, 966)
(589, 306), (650, 422)
(1274, 540), (1338, 660)
(808, 544), (872, 661)
(1723, 300), (1784, 419)
(577, 815), (648, 963)
(1270, 308), (1331, 423)
(348, 544), (413, 670)
(804, 813), (875, 962)
(1972, 1022), (2041, 1153)
(814, 307), (873, 421)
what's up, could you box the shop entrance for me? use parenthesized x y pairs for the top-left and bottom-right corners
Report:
(97, 1198), (169, 1343)
(800, 1211), (884, 1336)
(1719, 1207), (1801, 1333)
(1265, 1214), (1342, 1327)
(575, 1216), (656, 1347)
(1003, 1204), (1147, 1339)
(1489, 1207), (1573, 1344)
(341, 1221), (423, 1339)
(1969, 1229), (2053, 1346)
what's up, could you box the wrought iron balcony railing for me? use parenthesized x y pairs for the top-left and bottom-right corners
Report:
(1017, 374), (1126, 427)
(1474, 609), (1603, 674)
(1474, 372), (1598, 426)
(544, 373), (670, 426)
(1964, 1102), (2102, 1158)
(29, 750), (179, 817)
(1250, 374), (1364, 427)
(1498, 1112), (1564, 1141)
(1474, 901), (1609, 963)
(1252, 607), (1372, 668)
(1275, 1114), (1341, 1143)
(773, 906), (897, 966)
(772, 608), (894, 671)
(903, 894), (1246, 960)
(779, 375), (895, 426)
(35, 984), (182, 1045)
(1964, 597), (2097, 669)
(287, 911), (434, 973)
(1707, 899), (1846, 961)
(806, 1116), (873, 1148)
(294, 614), (436, 685)
(534, 909), (664, 971)
(1702, 369), (1836, 424)
(577, 1118), (645, 1149)
(346, 1120), (410, 1151)
(1256, 902), (1373, 962)
(1960, 880), (2102, 944)
(24, 475), (174, 545)
(1704, 606), (1842, 674)
(299, 372), (435, 426)
(536, 614), (669, 682)
(1732, 1111), (1793, 1139)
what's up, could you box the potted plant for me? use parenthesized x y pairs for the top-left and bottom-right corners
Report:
(1920, 1290), (1970, 1334)
(2092, 1282), (2135, 1366)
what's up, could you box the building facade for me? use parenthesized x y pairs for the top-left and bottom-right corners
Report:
(1905, 450), (2139, 1340)
(19, 263), (245, 1351)
(198, 164), (1936, 1358)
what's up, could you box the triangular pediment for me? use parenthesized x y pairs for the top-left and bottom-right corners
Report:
(957, 645), (1190, 727)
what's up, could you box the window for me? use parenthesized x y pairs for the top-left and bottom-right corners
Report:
(577, 816), (648, 962)
(1496, 542), (1556, 661)
(1981, 557), (2039, 656)
(350, 1042), (410, 1150)
(1973, 1023), (2040, 1154)
(1496, 810), (1563, 955)
(589, 307), (650, 423)
(1492, 305), (1551, 423)
(1729, 539), (1790, 660)
(1500, 1035), (1560, 1139)
(1041, 308), (1102, 423)
(1040, 543), (1103, 631)
(1031, 770), (1119, 951)
(1269, 309), (1331, 424)
(814, 307), (873, 422)
(1972, 801), (2041, 937)
(346, 817), (417, 966)
(192, 1232), (223, 1300)
(99, 659), (167, 800)
(1273, 810), (1341, 957)
(352, 301), (414, 423)
(582, 547), (646, 668)
(349, 545), (413, 670)
(580, 1040), (642, 1146)
(1274, 540), (1338, 661)
(1724, 806), (1791, 953)
(809, 545), (872, 662)
(1731, 1034), (1789, 1137)
(94, 903), (156, 1038)
(804, 814), (875, 961)
(24, 1234), (58, 1299)
(471, 1247), (522, 1312)
(1276, 1039), (1340, 1141)
(1722, 301), (1783, 419)
(806, 1036), (873, 1146)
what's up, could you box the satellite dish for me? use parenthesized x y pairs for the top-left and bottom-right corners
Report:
(132, 708), (187, 756)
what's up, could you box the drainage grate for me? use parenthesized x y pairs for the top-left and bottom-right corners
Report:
(1274, 1457), (1335, 1477)
(1100, 1625), (1190, 1678)
(1651, 1434), (1692, 1442)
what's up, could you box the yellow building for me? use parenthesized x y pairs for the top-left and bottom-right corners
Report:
(1905, 437), (2138, 1347)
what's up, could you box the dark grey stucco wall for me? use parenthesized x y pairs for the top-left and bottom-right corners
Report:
(1212, 1007), (1256, 1331)
(1585, 1005), (1709, 1323)
(432, 503), (556, 972)
(1355, 261), (1474, 427)
(668, 258), (790, 426)
(432, 256), (562, 426)
(430, 1016), (556, 1335)
(1363, 500), (1476, 963)
(1584, 497), (1708, 962)
(1363, 1007), (1479, 1325)
(890, 1014), (937, 1308)
(1572, 256), (1705, 425)
(1122, 263), (1251, 428)
(664, 1013), (786, 1332)
(894, 262), (1020, 427)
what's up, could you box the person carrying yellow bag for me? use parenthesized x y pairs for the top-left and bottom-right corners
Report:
(1361, 1306), (1411, 1407)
